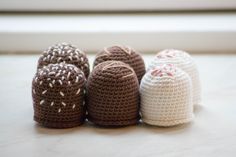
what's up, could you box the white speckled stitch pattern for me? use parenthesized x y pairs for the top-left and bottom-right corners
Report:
(140, 64), (194, 126)
(37, 42), (90, 78)
(147, 49), (201, 106)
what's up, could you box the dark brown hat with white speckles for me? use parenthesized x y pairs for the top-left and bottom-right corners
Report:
(37, 42), (90, 78)
(32, 63), (86, 128)
(93, 45), (145, 83)
(87, 61), (140, 127)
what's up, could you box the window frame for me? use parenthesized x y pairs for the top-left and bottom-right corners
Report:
(0, 0), (236, 12)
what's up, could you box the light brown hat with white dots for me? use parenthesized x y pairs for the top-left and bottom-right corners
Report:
(37, 42), (90, 78)
(32, 63), (86, 128)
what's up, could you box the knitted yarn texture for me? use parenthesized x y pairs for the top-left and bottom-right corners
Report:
(32, 63), (86, 128)
(37, 42), (90, 78)
(93, 45), (145, 83)
(87, 61), (140, 127)
(140, 64), (194, 126)
(147, 49), (201, 106)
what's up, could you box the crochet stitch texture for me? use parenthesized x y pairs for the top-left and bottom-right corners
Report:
(32, 63), (86, 128)
(37, 42), (90, 78)
(140, 64), (194, 126)
(93, 45), (145, 83)
(87, 61), (140, 127)
(147, 49), (201, 106)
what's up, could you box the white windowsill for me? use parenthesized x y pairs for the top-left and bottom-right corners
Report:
(1, 0), (236, 11)
(0, 13), (236, 54)
(1, 54), (236, 157)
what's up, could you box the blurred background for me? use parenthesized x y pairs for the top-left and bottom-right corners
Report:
(0, 0), (236, 54)
(1, 2), (236, 157)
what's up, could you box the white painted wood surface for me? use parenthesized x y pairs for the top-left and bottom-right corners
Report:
(1, 13), (236, 53)
(0, 54), (236, 157)
(1, 0), (236, 12)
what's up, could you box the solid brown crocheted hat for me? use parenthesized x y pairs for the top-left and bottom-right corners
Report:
(32, 63), (86, 128)
(87, 61), (140, 127)
(37, 42), (90, 78)
(93, 45), (145, 83)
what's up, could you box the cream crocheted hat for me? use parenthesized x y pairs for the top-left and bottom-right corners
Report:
(147, 49), (201, 106)
(140, 64), (194, 126)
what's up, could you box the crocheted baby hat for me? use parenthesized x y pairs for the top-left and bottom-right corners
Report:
(87, 61), (140, 127)
(37, 42), (90, 78)
(93, 45), (145, 83)
(147, 49), (201, 106)
(140, 64), (194, 126)
(32, 63), (86, 128)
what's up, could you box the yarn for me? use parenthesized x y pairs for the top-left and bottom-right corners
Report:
(140, 64), (194, 126)
(32, 63), (86, 128)
(37, 42), (90, 78)
(93, 45), (145, 83)
(87, 61), (140, 127)
(147, 49), (201, 106)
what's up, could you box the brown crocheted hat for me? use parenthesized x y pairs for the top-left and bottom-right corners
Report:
(37, 42), (90, 78)
(93, 45), (145, 83)
(32, 63), (86, 128)
(87, 61), (140, 127)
